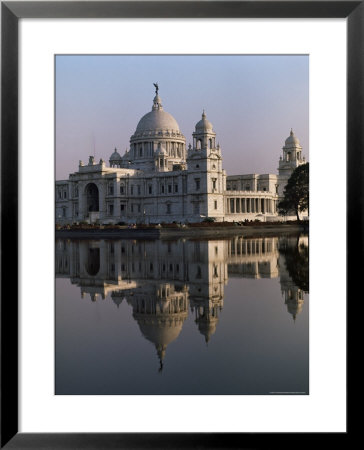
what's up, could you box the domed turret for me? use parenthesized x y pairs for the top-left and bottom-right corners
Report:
(195, 110), (214, 133)
(285, 129), (301, 148)
(109, 148), (122, 168)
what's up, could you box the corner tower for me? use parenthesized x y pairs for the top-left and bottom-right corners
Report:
(186, 112), (226, 221)
(278, 129), (305, 198)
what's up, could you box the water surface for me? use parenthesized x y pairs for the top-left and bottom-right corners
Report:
(56, 234), (309, 395)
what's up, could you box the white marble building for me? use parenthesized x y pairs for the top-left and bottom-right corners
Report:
(56, 88), (307, 224)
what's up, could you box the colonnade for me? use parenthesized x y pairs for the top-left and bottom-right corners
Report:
(226, 197), (277, 215)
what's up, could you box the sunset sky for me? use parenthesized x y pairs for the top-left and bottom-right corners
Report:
(56, 54), (309, 179)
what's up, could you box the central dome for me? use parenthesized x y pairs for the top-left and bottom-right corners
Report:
(134, 93), (181, 135)
(136, 109), (180, 134)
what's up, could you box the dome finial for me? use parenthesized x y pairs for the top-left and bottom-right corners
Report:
(290, 128), (294, 135)
(152, 83), (163, 111)
(202, 109), (206, 118)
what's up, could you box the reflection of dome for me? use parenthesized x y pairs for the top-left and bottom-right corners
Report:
(286, 298), (304, 322)
(285, 129), (300, 147)
(135, 94), (180, 134)
(138, 318), (184, 348)
(195, 111), (213, 132)
(196, 315), (218, 343)
(137, 316), (186, 371)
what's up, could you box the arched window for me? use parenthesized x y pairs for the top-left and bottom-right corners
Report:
(196, 139), (202, 150)
(209, 138), (212, 149)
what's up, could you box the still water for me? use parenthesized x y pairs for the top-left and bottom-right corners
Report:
(56, 234), (309, 395)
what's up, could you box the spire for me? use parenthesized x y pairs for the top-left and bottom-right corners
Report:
(156, 344), (166, 373)
(202, 109), (206, 119)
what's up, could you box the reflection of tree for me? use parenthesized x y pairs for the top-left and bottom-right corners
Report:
(280, 236), (309, 293)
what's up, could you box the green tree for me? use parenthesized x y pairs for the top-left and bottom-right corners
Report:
(278, 163), (309, 221)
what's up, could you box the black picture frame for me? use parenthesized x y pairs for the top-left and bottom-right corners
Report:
(1, 1), (357, 448)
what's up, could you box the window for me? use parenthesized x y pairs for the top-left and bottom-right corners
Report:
(168, 185), (172, 193)
(109, 204), (114, 215)
(214, 200), (217, 209)
(130, 186), (134, 195)
(108, 184), (114, 195)
(63, 191), (67, 199)
(212, 178), (217, 190)
(58, 190), (62, 199)
(148, 185), (152, 194)
(209, 138), (213, 149)
(120, 185), (124, 194)
(174, 184), (178, 193)
(62, 207), (66, 217)
(150, 263), (153, 271)
(193, 203), (200, 214)
(246, 185), (250, 191)
(137, 205), (141, 213)
(137, 185), (141, 195)
(139, 148), (143, 157)
(196, 164), (200, 169)
(166, 204), (171, 214)
(120, 204), (125, 212)
(131, 204), (134, 213)
(161, 184), (165, 194)
(195, 178), (200, 191)
(160, 159), (164, 167)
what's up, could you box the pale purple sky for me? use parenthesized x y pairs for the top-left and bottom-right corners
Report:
(56, 55), (308, 180)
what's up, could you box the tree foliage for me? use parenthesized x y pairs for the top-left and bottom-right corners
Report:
(278, 163), (309, 221)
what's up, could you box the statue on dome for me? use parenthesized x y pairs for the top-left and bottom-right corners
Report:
(153, 82), (159, 95)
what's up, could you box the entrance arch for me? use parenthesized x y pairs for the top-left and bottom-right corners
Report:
(85, 183), (99, 212)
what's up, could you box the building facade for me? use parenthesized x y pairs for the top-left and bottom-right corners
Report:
(56, 89), (307, 224)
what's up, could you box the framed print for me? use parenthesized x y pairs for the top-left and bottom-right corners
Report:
(1, 1), (358, 448)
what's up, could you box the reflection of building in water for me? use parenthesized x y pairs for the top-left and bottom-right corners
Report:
(56, 236), (307, 366)
(113, 283), (189, 371)
(278, 235), (308, 322)
(227, 236), (279, 279)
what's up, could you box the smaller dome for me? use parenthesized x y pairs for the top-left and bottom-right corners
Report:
(285, 129), (300, 147)
(109, 148), (122, 160)
(195, 111), (213, 132)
